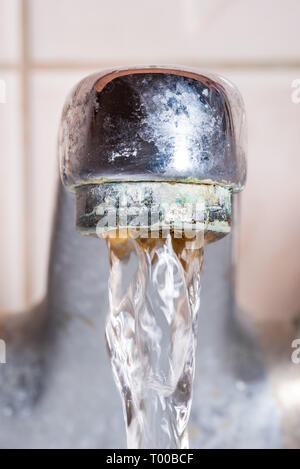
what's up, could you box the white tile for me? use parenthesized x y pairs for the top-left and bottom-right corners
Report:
(221, 70), (300, 322)
(29, 70), (95, 306)
(28, 0), (300, 64)
(0, 0), (21, 63)
(0, 72), (25, 312)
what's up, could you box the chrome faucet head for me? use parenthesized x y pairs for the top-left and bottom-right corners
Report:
(59, 66), (246, 239)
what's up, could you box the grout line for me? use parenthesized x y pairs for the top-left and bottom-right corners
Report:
(24, 61), (300, 71)
(24, 58), (300, 70)
(21, 0), (31, 308)
(2, 60), (300, 73)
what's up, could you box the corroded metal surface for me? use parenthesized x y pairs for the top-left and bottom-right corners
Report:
(75, 182), (231, 240)
(59, 66), (246, 192)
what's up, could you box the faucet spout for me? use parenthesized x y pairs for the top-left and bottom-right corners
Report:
(59, 66), (246, 240)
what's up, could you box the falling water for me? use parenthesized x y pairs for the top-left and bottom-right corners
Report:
(105, 234), (204, 449)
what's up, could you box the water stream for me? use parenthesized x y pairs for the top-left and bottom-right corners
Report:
(105, 235), (204, 449)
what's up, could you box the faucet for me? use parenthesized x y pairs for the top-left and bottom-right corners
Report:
(0, 66), (282, 449)
(59, 66), (249, 448)
(59, 66), (246, 239)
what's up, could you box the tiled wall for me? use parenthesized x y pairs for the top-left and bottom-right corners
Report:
(0, 0), (300, 325)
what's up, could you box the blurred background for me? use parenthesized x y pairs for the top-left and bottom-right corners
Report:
(0, 0), (300, 448)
